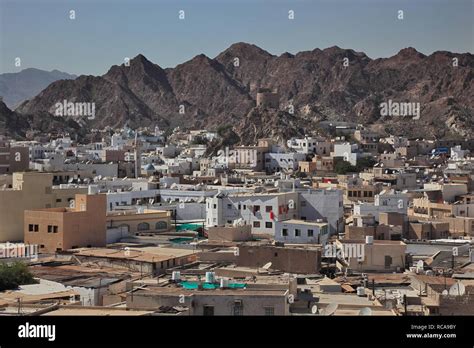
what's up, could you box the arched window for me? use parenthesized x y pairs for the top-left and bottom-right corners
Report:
(137, 222), (150, 231)
(155, 221), (168, 230)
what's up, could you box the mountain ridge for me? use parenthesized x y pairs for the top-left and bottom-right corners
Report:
(6, 43), (474, 141)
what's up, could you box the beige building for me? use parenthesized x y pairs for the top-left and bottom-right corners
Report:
(0, 172), (87, 242)
(107, 209), (172, 235)
(126, 287), (290, 316)
(337, 239), (406, 272)
(207, 225), (252, 242)
(24, 193), (107, 253)
(0, 139), (29, 174)
(237, 243), (321, 274)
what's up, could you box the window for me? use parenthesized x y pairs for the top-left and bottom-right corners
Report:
(282, 228), (288, 236)
(243, 205), (247, 210)
(28, 224), (34, 232)
(264, 307), (275, 316)
(253, 221), (261, 228)
(384, 255), (393, 269)
(53, 226), (58, 233)
(238, 204), (241, 210)
(47, 225), (53, 233)
(265, 206), (272, 213)
(155, 221), (168, 230)
(56, 198), (62, 203)
(295, 229), (301, 237)
(137, 222), (150, 231)
(233, 302), (243, 316)
(213, 204), (217, 209)
(254, 205), (260, 212)
(203, 306), (214, 316)
(308, 229), (314, 237)
(265, 221), (273, 228)
(227, 204), (232, 209)
(34, 224), (39, 232)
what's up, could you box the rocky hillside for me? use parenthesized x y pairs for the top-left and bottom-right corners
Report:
(10, 43), (474, 141)
(0, 101), (84, 139)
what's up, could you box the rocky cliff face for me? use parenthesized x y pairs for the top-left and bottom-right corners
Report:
(10, 42), (474, 141)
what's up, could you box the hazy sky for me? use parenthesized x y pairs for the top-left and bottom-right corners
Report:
(1, 0), (472, 75)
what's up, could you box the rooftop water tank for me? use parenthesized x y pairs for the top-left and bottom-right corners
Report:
(171, 271), (181, 281)
(357, 287), (366, 296)
(205, 272), (215, 283)
(220, 278), (229, 289)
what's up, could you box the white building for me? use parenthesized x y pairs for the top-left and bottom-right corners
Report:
(332, 143), (359, 166)
(298, 189), (344, 233)
(206, 188), (343, 235)
(275, 219), (329, 244)
(206, 192), (299, 235)
(287, 137), (318, 154)
(265, 152), (306, 173)
(353, 190), (409, 221)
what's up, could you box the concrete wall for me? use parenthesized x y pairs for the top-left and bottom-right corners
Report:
(237, 244), (321, 274)
(127, 290), (289, 315)
(208, 225), (252, 242)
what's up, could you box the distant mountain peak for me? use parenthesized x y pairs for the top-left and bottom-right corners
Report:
(0, 68), (76, 108)
(217, 42), (274, 60)
(7, 42), (473, 141)
(396, 47), (426, 59)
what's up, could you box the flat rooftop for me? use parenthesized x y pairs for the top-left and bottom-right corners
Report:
(281, 219), (328, 226)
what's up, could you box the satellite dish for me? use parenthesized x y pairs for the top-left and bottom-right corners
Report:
(441, 290), (449, 297)
(448, 282), (466, 297)
(311, 305), (318, 314)
(416, 260), (424, 270)
(322, 303), (338, 316)
(358, 307), (372, 316)
(262, 262), (272, 270)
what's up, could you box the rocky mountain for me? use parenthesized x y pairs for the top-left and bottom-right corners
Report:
(0, 68), (77, 108)
(10, 43), (474, 142)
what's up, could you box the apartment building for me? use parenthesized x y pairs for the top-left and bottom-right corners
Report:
(275, 219), (329, 244)
(0, 172), (87, 242)
(24, 193), (107, 252)
(206, 189), (343, 235)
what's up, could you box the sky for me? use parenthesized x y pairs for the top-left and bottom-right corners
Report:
(0, 0), (472, 76)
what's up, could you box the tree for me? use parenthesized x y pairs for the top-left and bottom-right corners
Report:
(334, 160), (356, 174)
(0, 262), (38, 291)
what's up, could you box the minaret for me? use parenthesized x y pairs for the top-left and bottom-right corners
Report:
(134, 133), (141, 178)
